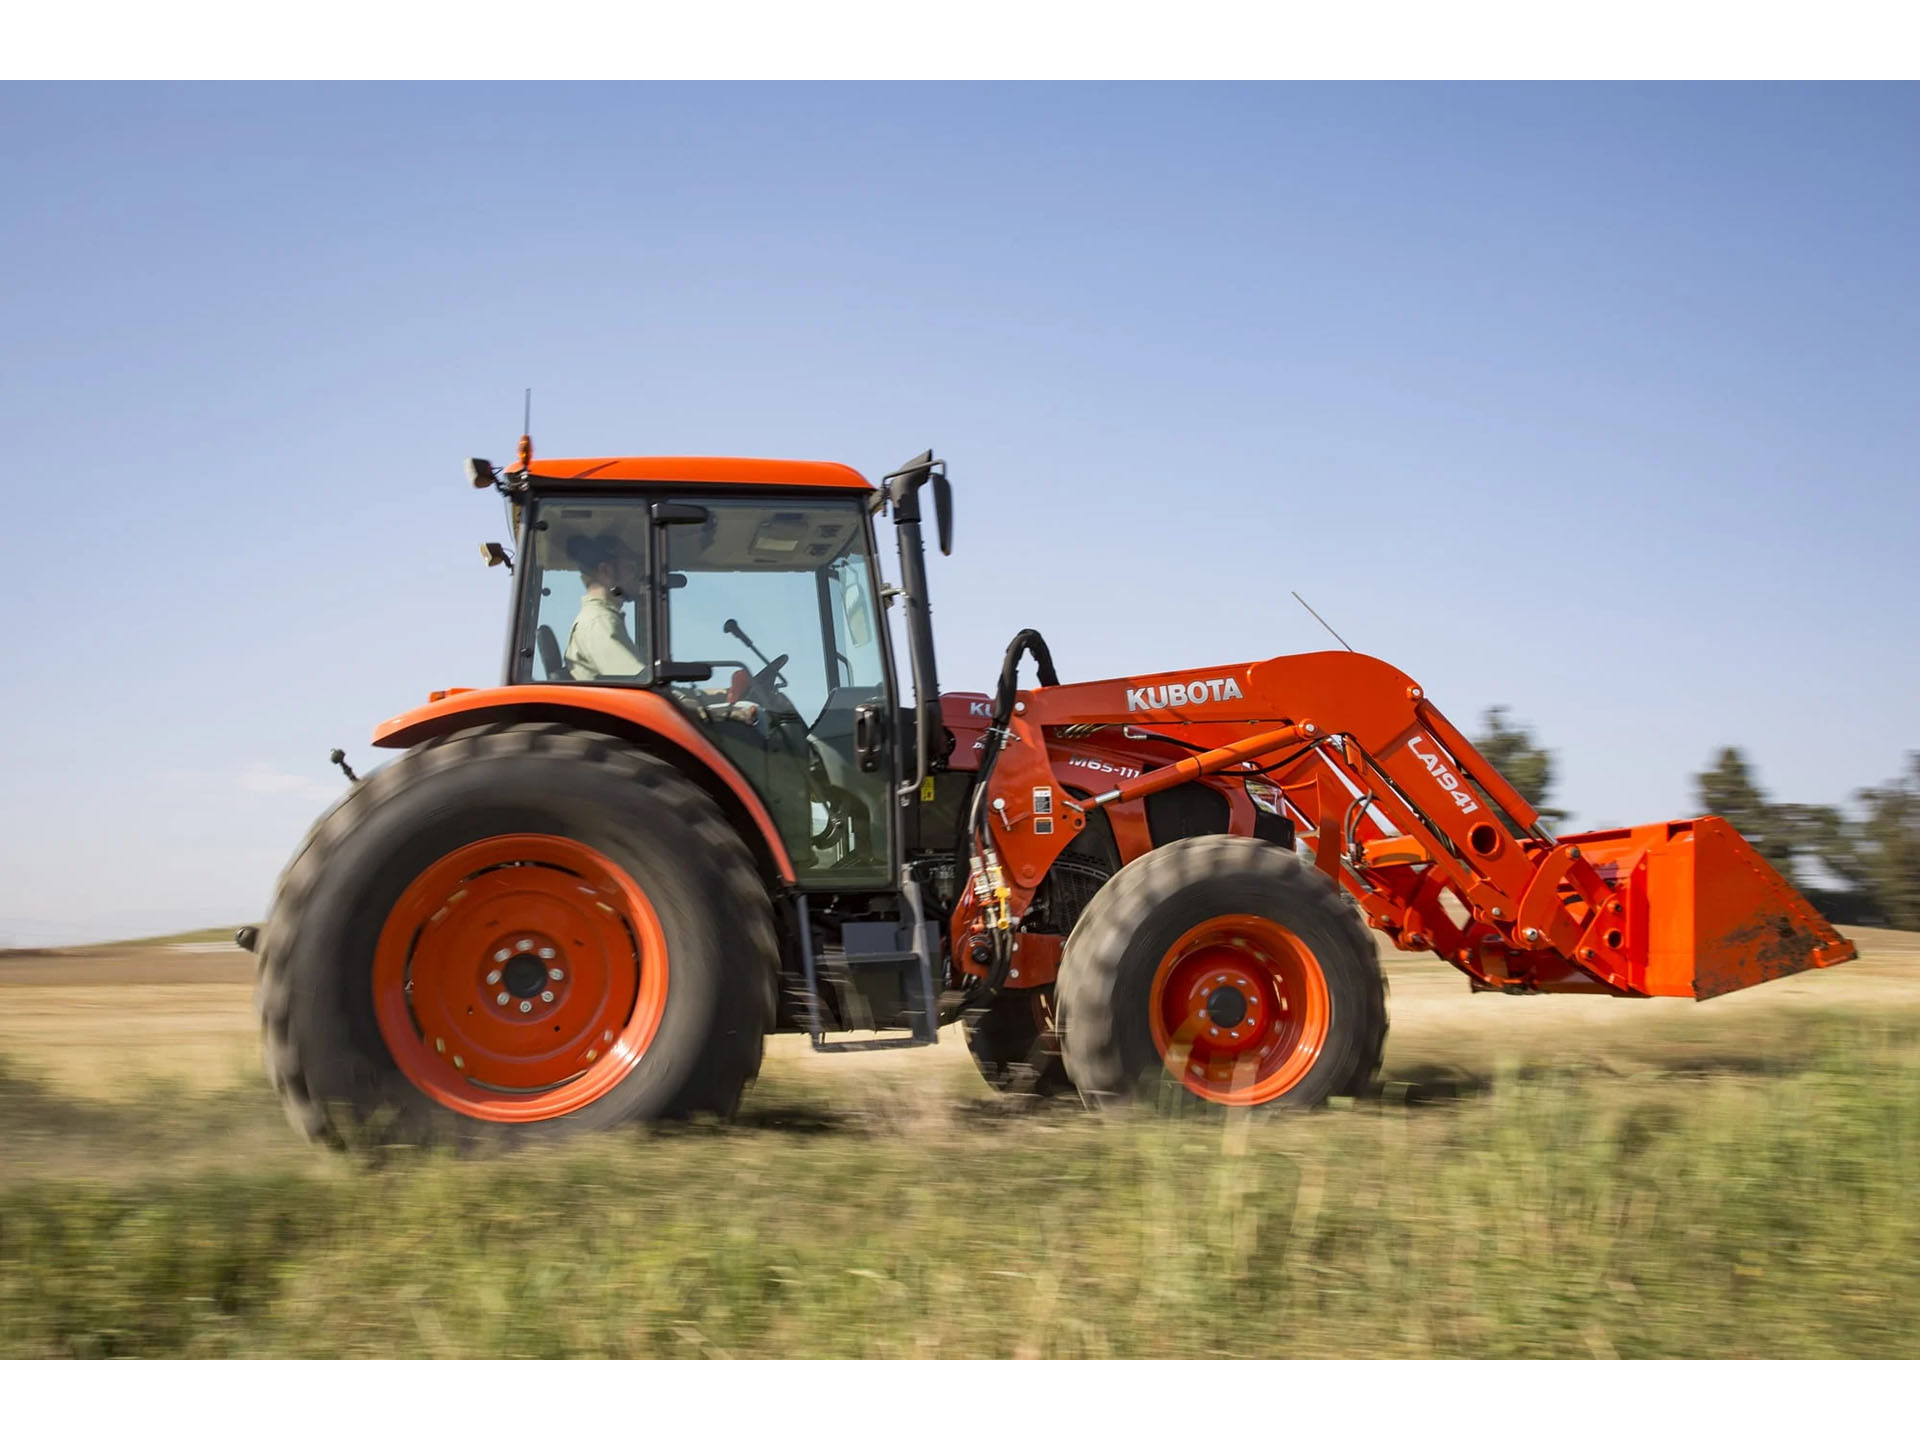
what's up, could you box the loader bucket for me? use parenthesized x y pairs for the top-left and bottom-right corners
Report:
(1569, 816), (1856, 999)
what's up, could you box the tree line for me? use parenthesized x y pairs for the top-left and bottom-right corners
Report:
(1469, 709), (1918, 931)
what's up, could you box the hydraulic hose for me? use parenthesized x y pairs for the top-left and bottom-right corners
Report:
(956, 629), (1062, 1015)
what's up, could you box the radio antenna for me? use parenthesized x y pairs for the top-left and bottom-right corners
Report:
(1292, 591), (1355, 652)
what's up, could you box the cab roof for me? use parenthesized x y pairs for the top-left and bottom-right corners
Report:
(525, 456), (873, 492)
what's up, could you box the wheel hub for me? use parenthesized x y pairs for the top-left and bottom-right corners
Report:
(502, 950), (551, 998)
(372, 834), (669, 1124)
(1147, 914), (1332, 1106)
(1179, 957), (1268, 1054)
(480, 932), (569, 1018)
(1205, 984), (1249, 1028)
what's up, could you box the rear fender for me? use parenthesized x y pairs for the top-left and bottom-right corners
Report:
(371, 685), (798, 884)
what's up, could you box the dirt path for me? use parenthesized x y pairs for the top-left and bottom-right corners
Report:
(3, 927), (1912, 1103)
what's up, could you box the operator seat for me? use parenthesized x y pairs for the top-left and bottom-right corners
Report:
(535, 624), (571, 681)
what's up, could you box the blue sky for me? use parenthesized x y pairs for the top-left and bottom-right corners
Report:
(1, 82), (1914, 944)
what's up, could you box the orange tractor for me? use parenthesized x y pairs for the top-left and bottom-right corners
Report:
(248, 444), (1855, 1145)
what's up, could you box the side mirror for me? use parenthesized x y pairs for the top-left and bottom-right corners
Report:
(931, 471), (953, 557)
(883, 451), (954, 556)
(467, 458), (499, 490)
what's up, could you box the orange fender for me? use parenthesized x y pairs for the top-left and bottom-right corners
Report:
(371, 685), (797, 883)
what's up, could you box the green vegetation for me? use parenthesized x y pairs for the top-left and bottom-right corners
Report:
(1463, 705), (1917, 932)
(1471, 706), (1569, 824)
(1697, 749), (1920, 928)
(3, 1016), (1916, 1358)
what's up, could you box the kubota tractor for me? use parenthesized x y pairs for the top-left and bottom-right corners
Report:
(247, 444), (1855, 1145)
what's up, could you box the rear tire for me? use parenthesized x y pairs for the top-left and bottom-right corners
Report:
(255, 723), (775, 1147)
(1057, 835), (1386, 1110)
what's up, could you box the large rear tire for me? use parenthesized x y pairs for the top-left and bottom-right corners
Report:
(255, 723), (775, 1147)
(1056, 835), (1386, 1110)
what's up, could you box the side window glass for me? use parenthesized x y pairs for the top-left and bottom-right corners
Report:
(827, 555), (886, 690)
(520, 504), (650, 684)
(662, 500), (893, 887)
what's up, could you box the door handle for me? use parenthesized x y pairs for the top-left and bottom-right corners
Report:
(853, 703), (884, 773)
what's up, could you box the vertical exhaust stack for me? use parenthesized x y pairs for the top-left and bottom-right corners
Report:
(884, 451), (949, 799)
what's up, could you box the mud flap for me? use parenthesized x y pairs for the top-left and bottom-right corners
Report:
(1573, 817), (1855, 999)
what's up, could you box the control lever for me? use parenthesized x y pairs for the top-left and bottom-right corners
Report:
(724, 617), (775, 668)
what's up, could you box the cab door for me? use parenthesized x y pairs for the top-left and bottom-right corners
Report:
(656, 495), (895, 888)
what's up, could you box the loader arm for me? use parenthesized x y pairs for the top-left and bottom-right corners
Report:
(959, 650), (1854, 1000)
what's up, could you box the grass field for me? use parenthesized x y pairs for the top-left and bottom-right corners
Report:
(1, 928), (1916, 1358)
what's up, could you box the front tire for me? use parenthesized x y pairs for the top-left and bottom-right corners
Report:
(255, 723), (775, 1147)
(1056, 836), (1386, 1109)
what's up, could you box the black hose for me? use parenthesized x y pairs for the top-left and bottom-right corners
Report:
(956, 629), (1062, 1014)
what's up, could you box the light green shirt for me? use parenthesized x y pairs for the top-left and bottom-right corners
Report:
(566, 594), (646, 681)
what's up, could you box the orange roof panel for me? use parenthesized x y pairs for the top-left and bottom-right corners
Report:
(524, 456), (873, 491)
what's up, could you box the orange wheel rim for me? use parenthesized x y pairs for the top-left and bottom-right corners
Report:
(1148, 913), (1331, 1105)
(372, 834), (668, 1123)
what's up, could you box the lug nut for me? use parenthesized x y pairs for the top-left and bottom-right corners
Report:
(494, 949), (511, 962)
(549, 968), (565, 981)
(496, 992), (510, 1006)
(541, 990), (555, 1003)
(487, 970), (501, 985)
(516, 939), (534, 951)
(519, 1000), (533, 1013)
(539, 947), (556, 960)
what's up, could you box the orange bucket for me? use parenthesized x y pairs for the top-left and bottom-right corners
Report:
(1567, 816), (1855, 999)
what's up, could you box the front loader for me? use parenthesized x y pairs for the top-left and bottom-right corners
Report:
(248, 444), (1854, 1144)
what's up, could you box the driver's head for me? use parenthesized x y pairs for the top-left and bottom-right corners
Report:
(566, 532), (642, 598)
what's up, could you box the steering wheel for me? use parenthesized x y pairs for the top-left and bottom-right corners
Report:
(747, 652), (789, 694)
(735, 653), (797, 723)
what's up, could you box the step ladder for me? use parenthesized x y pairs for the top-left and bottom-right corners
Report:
(794, 882), (942, 1053)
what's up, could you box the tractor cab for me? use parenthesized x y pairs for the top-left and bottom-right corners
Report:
(502, 460), (911, 893)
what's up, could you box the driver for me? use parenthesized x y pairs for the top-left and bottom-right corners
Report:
(563, 532), (648, 681)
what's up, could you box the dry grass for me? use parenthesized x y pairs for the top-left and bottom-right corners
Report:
(0, 927), (1915, 1357)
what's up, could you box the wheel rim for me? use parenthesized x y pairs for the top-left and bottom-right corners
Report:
(1147, 913), (1331, 1105)
(372, 833), (668, 1123)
